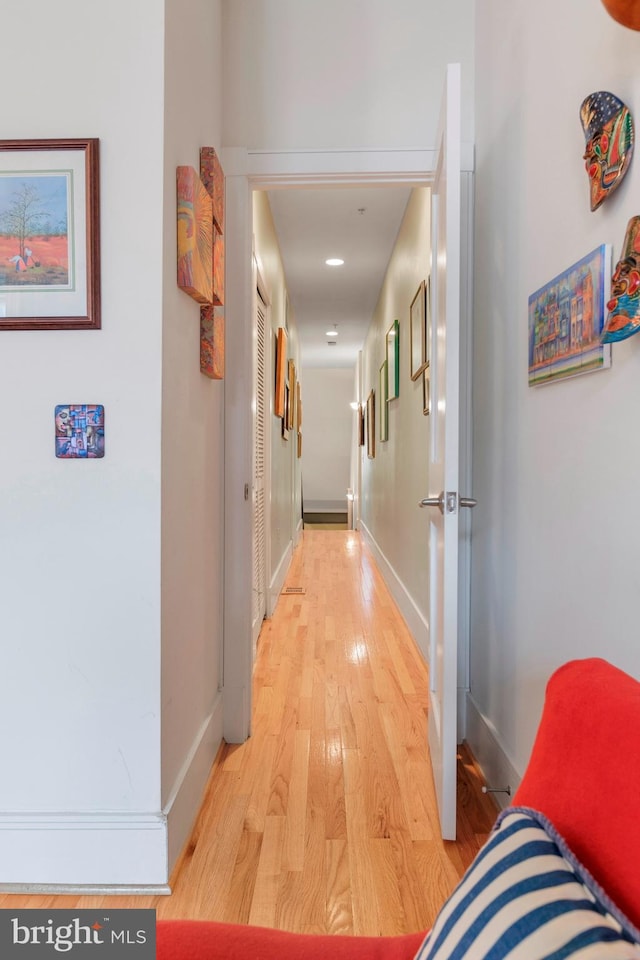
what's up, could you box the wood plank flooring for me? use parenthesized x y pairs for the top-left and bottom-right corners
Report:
(0, 530), (498, 931)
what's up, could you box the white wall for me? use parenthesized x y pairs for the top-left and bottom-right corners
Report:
(470, 0), (640, 793)
(302, 368), (353, 512)
(0, 0), (166, 884)
(360, 188), (432, 653)
(161, 0), (225, 874)
(222, 0), (475, 152)
(253, 192), (302, 603)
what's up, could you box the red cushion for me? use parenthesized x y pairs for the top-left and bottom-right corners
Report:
(514, 656), (640, 929)
(157, 919), (425, 960)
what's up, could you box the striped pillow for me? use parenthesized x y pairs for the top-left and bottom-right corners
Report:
(414, 808), (640, 960)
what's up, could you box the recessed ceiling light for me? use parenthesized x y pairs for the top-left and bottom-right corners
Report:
(325, 258), (344, 267)
(325, 328), (338, 337)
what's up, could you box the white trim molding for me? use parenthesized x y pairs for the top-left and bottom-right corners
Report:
(359, 521), (429, 658)
(221, 146), (475, 186)
(269, 541), (293, 616)
(465, 692), (522, 810)
(163, 693), (223, 874)
(220, 142), (474, 749)
(0, 813), (168, 887)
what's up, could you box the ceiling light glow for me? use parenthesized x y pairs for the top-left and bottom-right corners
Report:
(325, 258), (345, 267)
(326, 328), (338, 337)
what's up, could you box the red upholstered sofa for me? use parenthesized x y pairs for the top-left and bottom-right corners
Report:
(157, 658), (640, 959)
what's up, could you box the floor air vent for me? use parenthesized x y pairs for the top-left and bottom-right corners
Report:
(282, 586), (306, 595)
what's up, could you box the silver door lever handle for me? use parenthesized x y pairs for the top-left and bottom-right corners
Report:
(419, 492), (445, 512)
(419, 492), (477, 514)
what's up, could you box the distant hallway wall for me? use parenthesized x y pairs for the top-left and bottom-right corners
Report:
(302, 367), (354, 515)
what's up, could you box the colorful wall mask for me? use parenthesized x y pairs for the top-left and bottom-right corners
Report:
(602, 217), (640, 343)
(580, 91), (634, 211)
(599, 0), (640, 31)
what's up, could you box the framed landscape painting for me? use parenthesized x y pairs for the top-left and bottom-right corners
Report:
(0, 138), (100, 330)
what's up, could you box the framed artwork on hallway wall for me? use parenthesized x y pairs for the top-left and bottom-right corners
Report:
(275, 327), (287, 417)
(379, 360), (389, 441)
(282, 380), (290, 440)
(410, 279), (429, 380)
(0, 138), (101, 331)
(386, 319), (400, 399)
(287, 359), (296, 431)
(366, 389), (375, 459)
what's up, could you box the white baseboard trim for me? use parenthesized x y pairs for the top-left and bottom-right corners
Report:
(359, 521), (429, 659)
(465, 692), (522, 810)
(0, 699), (225, 889)
(0, 883), (171, 895)
(269, 541), (293, 615)
(0, 813), (168, 886)
(295, 517), (303, 545)
(164, 692), (224, 874)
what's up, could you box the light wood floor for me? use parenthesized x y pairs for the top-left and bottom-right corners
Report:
(0, 530), (497, 932)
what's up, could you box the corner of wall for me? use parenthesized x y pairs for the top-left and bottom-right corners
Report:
(464, 691), (522, 810)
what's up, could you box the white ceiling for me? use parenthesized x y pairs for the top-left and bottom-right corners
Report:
(268, 186), (411, 369)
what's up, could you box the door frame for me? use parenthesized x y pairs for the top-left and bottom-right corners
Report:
(220, 143), (474, 743)
(251, 257), (272, 654)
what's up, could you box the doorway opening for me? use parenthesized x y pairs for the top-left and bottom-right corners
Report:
(222, 149), (435, 750)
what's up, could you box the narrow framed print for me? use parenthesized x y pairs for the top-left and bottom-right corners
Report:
(366, 389), (375, 459)
(410, 280), (428, 380)
(386, 319), (400, 399)
(287, 359), (296, 431)
(275, 327), (287, 418)
(0, 138), (100, 330)
(422, 370), (430, 415)
(379, 360), (389, 441)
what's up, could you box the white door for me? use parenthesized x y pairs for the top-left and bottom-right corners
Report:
(421, 63), (474, 840)
(251, 285), (268, 655)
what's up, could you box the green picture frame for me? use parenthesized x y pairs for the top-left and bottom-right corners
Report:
(386, 319), (400, 400)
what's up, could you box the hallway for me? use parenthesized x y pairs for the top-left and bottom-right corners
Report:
(0, 530), (496, 930)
